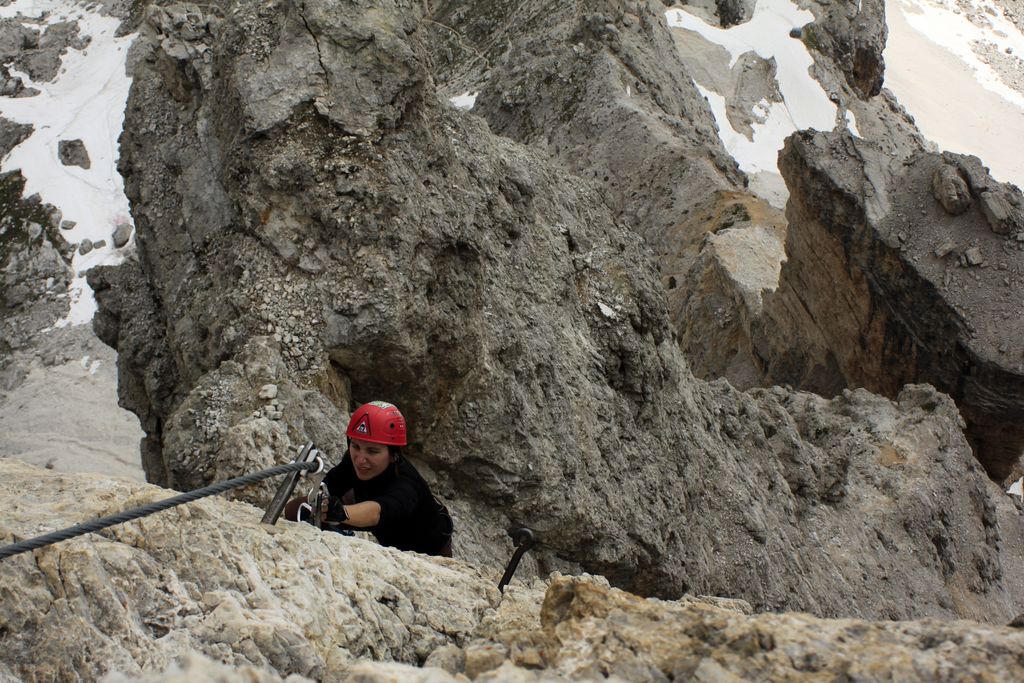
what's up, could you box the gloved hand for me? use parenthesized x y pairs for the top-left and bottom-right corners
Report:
(323, 495), (349, 524)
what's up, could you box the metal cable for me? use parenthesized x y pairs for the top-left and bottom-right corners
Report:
(0, 461), (318, 561)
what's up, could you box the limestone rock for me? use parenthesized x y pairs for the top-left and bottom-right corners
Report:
(0, 171), (71, 360)
(756, 130), (1024, 479)
(3, 463), (1024, 682)
(0, 116), (32, 160)
(678, 220), (786, 389)
(0, 459), (499, 683)
(466, 575), (1024, 682)
(801, 0), (887, 98)
(58, 138), (91, 169)
(112, 222), (133, 248)
(980, 190), (1022, 235)
(932, 164), (972, 215)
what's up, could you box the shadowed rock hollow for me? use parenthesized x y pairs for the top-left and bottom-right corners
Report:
(86, 0), (1024, 626)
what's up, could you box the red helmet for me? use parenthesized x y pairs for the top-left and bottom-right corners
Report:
(346, 401), (407, 446)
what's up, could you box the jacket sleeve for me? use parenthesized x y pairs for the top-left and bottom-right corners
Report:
(371, 475), (421, 527)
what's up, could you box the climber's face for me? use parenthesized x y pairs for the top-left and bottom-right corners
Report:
(350, 438), (391, 480)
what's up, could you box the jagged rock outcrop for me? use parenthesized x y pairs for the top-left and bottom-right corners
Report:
(90, 0), (1024, 621)
(426, 0), (745, 251)
(800, 0), (887, 98)
(0, 171), (73, 381)
(754, 130), (1024, 480)
(3, 465), (1024, 683)
(0, 459), (498, 682)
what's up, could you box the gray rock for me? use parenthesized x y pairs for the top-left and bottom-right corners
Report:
(60, 219), (77, 230)
(79, 238), (94, 255)
(932, 164), (971, 215)
(0, 115), (32, 160)
(980, 190), (1020, 235)
(58, 139), (91, 169)
(112, 222), (133, 247)
(753, 130), (1024, 480)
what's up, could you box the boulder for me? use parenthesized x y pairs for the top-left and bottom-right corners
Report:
(0, 116), (32, 160)
(932, 164), (972, 215)
(112, 222), (133, 248)
(755, 130), (1024, 480)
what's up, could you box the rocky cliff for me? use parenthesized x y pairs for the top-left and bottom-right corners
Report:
(755, 130), (1024, 481)
(3, 460), (1024, 683)
(84, 0), (1024, 624)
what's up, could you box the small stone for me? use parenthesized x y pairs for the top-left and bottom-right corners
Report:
(112, 222), (133, 248)
(78, 239), (94, 255)
(60, 220), (76, 231)
(980, 191), (1016, 235)
(789, 26), (802, 38)
(58, 139), (91, 169)
(93, 240), (106, 250)
(932, 165), (972, 215)
(965, 247), (984, 265)
(258, 384), (278, 400)
(934, 241), (957, 258)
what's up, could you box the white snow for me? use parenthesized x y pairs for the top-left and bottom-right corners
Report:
(1010, 477), (1023, 498)
(896, 0), (1024, 109)
(597, 302), (619, 319)
(666, 0), (845, 176)
(0, 0), (135, 325)
(885, 0), (1024, 187)
(450, 91), (478, 110)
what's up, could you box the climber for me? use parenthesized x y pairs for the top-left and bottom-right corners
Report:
(284, 401), (454, 557)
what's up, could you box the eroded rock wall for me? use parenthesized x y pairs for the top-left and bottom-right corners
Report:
(756, 130), (1024, 479)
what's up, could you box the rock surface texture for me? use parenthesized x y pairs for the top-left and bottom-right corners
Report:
(755, 130), (1024, 480)
(89, 0), (1024, 621)
(3, 467), (1024, 683)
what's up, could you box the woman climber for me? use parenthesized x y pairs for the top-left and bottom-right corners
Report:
(284, 401), (454, 557)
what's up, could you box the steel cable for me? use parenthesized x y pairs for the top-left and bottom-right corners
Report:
(0, 461), (319, 561)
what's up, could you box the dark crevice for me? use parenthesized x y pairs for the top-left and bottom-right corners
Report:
(298, 8), (331, 90)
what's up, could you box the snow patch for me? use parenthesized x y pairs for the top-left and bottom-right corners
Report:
(1010, 477), (1023, 498)
(666, 0), (844, 176)
(896, 0), (1024, 109)
(0, 0), (135, 326)
(450, 92), (478, 110)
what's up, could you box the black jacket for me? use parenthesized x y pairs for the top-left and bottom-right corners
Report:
(323, 453), (452, 555)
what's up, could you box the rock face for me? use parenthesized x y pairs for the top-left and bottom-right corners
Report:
(3, 465), (1024, 683)
(427, 0), (745, 252)
(0, 171), (73, 374)
(801, 0), (887, 98)
(0, 460), (498, 682)
(90, 0), (1024, 622)
(754, 130), (1024, 480)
